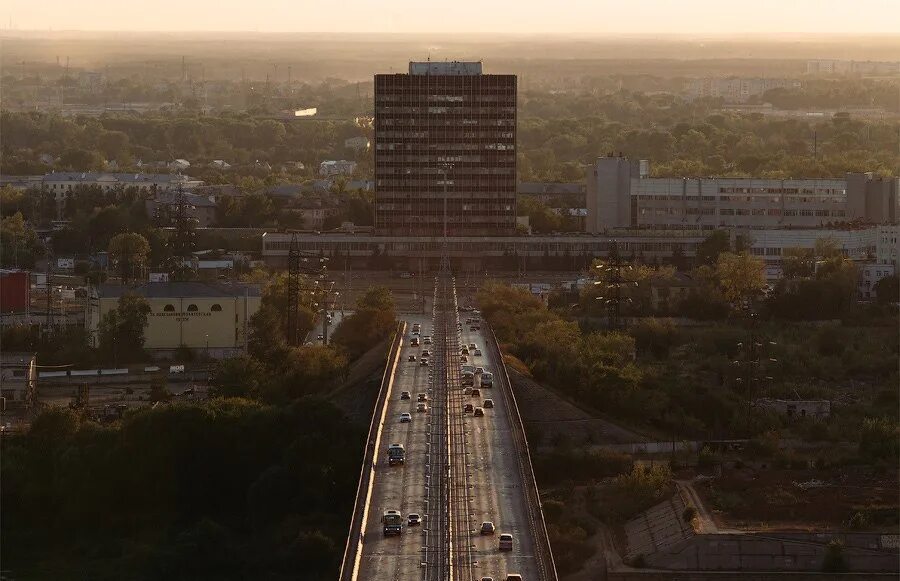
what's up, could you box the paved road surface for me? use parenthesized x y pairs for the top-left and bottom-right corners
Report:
(356, 305), (541, 580)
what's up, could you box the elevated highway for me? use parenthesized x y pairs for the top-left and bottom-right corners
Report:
(340, 276), (557, 581)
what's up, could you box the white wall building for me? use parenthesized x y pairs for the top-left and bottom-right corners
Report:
(319, 160), (357, 177)
(587, 156), (898, 233)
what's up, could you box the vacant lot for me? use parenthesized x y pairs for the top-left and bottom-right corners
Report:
(696, 466), (899, 532)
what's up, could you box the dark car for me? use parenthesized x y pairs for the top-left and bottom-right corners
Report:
(464, 403), (474, 413)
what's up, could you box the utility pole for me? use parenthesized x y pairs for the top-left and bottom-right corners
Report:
(44, 241), (53, 340)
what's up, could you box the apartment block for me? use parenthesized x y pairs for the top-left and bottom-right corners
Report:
(374, 61), (517, 236)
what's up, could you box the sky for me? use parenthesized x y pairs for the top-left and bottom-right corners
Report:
(3, 0), (900, 34)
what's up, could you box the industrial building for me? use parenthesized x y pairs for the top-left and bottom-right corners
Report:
(88, 282), (261, 357)
(374, 61), (517, 236)
(586, 156), (899, 232)
(0, 270), (31, 313)
(260, 226), (891, 274)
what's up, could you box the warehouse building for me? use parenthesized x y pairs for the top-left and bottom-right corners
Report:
(89, 282), (261, 357)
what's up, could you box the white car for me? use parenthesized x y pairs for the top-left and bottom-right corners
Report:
(475, 366), (485, 375)
(400, 412), (412, 423)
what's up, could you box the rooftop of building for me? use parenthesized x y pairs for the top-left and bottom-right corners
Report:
(409, 61), (483, 76)
(98, 281), (261, 299)
(41, 172), (198, 183)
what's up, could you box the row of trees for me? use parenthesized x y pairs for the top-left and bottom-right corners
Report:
(1, 110), (368, 178)
(1, 398), (363, 580)
(479, 275), (898, 442)
(1, 279), (401, 579)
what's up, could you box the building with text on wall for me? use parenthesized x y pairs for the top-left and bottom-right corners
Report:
(88, 282), (260, 357)
(587, 155), (898, 233)
(374, 61), (517, 236)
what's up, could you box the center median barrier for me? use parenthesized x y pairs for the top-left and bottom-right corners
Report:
(338, 320), (406, 581)
(486, 324), (559, 581)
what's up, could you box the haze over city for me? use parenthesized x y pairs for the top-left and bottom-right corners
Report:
(4, 0), (900, 34)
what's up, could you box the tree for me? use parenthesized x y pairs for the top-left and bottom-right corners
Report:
(211, 356), (265, 399)
(0, 212), (40, 268)
(874, 275), (899, 304)
(98, 293), (151, 363)
(331, 287), (397, 358)
(696, 230), (731, 266)
(715, 252), (765, 308)
(108, 232), (150, 282)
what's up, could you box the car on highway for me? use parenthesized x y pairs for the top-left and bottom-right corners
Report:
(461, 347), (469, 355)
(420, 358), (429, 366)
(407, 513), (421, 526)
(463, 403), (474, 414)
(408, 354), (417, 362)
(481, 372), (494, 388)
(317, 334), (325, 341)
(400, 391), (411, 400)
(483, 399), (494, 409)
(471, 388), (481, 398)
(411, 337), (420, 346)
(480, 577), (494, 581)
(474, 348), (482, 356)
(416, 402), (428, 413)
(480, 521), (496, 535)
(460, 355), (468, 363)
(470, 326), (478, 331)
(463, 386), (473, 395)
(400, 412), (411, 423)
(417, 393), (428, 402)
(475, 366), (485, 375)
(469, 342), (477, 349)
(422, 349), (430, 357)
(505, 575), (522, 581)
(473, 407), (484, 417)
(423, 336), (432, 344)
(498, 533), (513, 551)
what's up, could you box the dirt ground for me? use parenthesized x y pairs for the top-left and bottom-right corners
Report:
(695, 466), (899, 532)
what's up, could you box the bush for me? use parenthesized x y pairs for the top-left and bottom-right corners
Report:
(683, 506), (699, 523)
(822, 539), (847, 572)
(630, 318), (680, 358)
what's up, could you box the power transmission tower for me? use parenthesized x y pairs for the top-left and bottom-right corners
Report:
(287, 233), (303, 346)
(169, 188), (197, 269)
(287, 233), (336, 346)
(44, 240), (54, 340)
(733, 312), (778, 435)
(593, 244), (636, 330)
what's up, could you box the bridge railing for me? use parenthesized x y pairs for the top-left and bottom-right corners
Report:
(337, 320), (406, 581)
(486, 324), (560, 581)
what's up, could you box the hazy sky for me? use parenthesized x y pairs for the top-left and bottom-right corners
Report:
(4, 0), (900, 34)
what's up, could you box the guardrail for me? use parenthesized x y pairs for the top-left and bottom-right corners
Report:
(337, 320), (406, 581)
(486, 324), (559, 581)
